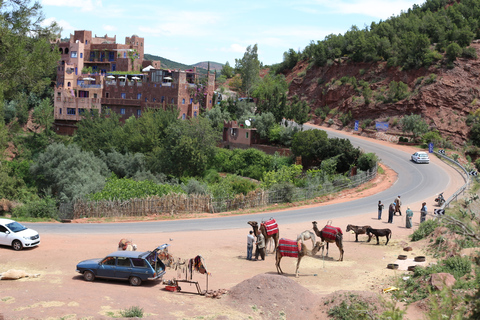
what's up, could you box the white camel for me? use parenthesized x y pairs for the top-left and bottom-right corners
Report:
(296, 230), (316, 249)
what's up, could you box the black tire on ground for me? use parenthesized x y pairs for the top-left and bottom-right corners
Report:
(12, 240), (23, 251)
(83, 271), (95, 281)
(129, 276), (142, 286)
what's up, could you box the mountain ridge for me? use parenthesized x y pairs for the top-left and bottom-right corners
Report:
(144, 53), (223, 73)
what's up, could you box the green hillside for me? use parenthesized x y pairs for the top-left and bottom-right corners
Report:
(144, 54), (223, 74)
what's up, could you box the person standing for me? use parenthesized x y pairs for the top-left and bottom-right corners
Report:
(254, 230), (266, 261)
(394, 195), (402, 215)
(406, 207), (413, 228)
(378, 200), (384, 220)
(420, 202), (427, 223)
(246, 230), (255, 260)
(388, 203), (395, 223)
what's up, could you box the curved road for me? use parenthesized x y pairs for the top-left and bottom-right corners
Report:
(30, 129), (453, 234)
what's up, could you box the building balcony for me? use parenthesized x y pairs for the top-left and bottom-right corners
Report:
(79, 84), (102, 89)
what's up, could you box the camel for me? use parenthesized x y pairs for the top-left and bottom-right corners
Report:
(296, 230), (316, 249)
(275, 239), (325, 277)
(0, 269), (40, 280)
(312, 221), (344, 261)
(118, 238), (137, 251)
(247, 220), (279, 253)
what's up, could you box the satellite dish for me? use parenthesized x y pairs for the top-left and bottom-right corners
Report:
(245, 120), (251, 127)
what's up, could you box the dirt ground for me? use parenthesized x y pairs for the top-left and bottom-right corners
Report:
(0, 130), (466, 320)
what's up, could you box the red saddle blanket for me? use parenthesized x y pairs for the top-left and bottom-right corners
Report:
(322, 225), (343, 241)
(262, 219), (279, 235)
(278, 238), (301, 257)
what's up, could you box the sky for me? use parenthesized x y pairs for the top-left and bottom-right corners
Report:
(40, 0), (421, 66)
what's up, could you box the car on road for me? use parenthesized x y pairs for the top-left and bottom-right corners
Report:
(411, 151), (430, 164)
(0, 218), (41, 251)
(76, 244), (168, 286)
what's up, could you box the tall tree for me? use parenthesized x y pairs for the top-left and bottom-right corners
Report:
(154, 117), (220, 177)
(0, 0), (60, 104)
(235, 44), (261, 96)
(221, 61), (234, 78)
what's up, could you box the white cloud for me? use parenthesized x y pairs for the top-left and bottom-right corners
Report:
(41, 0), (102, 12)
(220, 44), (247, 53)
(41, 17), (75, 34)
(103, 25), (117, 32)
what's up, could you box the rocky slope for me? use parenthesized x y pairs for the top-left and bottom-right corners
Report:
(284, 43), (480, 147)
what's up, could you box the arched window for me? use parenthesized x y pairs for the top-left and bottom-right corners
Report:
(59, 48), (64, 54)
(65, 48), (69, 54)
(67, 82), (71, 87)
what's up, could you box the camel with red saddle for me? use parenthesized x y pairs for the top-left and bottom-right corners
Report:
(275, 238), (325, 277)
(247, 218), (279, 253)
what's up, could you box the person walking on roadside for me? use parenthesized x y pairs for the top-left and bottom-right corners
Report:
(254, 230), (266, 261)
(378, 200), (384, 220)
(420, 202), (427, 223)
(388, 203), (395, 223)
(406, 207), (413, 228)
(394, 195), (402, 215)
(246, 230), (255, 260)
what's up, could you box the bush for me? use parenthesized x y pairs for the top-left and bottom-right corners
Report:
(182, 178), (209, 195)
(424, 73), (437, 85)
(11, 196), (58, 220)
(357, 153), (378, 171)
(268, 182), (296, 203)
(120, 306), (144, 318)
(462, 46), (477, 59)
(411, 219), (440, 241)
(446, 43), (462, 61)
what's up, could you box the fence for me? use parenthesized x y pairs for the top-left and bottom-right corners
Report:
(58, 165), (377, 220)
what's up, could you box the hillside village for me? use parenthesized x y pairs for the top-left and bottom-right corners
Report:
(1, 0), (480, 319)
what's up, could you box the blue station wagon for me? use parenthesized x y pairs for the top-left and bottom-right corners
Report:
(76, 244), (168, 286)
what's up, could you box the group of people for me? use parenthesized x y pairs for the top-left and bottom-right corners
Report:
(377, 196), (428, 228)
(247, 230), (265, 261)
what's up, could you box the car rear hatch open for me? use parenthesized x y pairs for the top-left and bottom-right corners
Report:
(144, 244), (168, 280)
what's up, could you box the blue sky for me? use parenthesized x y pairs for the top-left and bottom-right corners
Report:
(41, 0), (421, 66)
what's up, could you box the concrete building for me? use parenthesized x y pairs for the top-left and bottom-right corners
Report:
(53, 30), (215, 135)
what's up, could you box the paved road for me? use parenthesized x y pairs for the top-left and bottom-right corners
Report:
(29, 129), (452, 234)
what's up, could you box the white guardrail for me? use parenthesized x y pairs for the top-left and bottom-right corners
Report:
(433, 150), (471, 210)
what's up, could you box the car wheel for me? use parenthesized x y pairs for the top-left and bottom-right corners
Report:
(83, 271), (95, 282)
(129, 276), (142, 286)
(12, 240), (23, 251)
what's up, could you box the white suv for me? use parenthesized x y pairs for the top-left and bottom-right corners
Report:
(0, 218), (41, 250)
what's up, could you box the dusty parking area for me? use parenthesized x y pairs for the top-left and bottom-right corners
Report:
(0, 144), (465, 320)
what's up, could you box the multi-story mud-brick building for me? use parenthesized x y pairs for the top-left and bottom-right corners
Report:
(53, 30), (215, 135)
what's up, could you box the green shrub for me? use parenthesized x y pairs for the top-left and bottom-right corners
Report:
(327, 294), (374, 320)
(443, 256), (472, 280)
(411, 219), (440, 241)
(356, 153), (378, 171)
(424, 73), (437, 85)
(11, 196), (58, 220)
(268, 182), (296, 203)
(462, 47), (477, 59)
(120, 306), (144, 318)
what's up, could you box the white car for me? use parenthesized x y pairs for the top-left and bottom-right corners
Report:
(0, 218), (40, 250)
(411, 151), (430, 164)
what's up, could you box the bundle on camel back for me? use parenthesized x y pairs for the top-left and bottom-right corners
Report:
(1, 269), (40, 280)
(275, 238), (325, 277)
(118, 238), (137, 251)
(247, 218), (279, 253)
(312, 221), (344, 261)
(346, 224), (372, 242)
